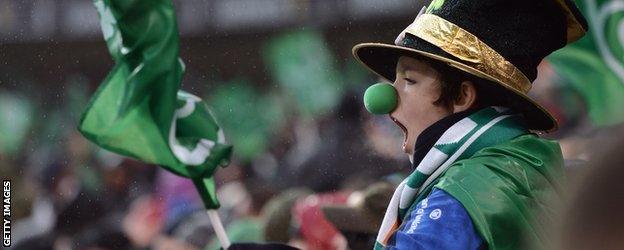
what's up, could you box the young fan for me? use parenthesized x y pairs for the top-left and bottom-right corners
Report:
(355, 0), (588, 249)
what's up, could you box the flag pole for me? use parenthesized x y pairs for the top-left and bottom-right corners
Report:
(193, 177), (231, 249)
(207, 209), (231, 249)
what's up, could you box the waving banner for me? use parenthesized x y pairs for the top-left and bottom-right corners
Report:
(79, 0), (232, 209)
(548, 0), (624, 126)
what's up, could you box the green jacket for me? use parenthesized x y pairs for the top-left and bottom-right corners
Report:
(411, 134), (564, 249)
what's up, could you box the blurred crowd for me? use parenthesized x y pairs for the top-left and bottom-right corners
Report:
(2, 58), (623, 250)
(2, 0), (624, 247)
(1, 82), (406, 249)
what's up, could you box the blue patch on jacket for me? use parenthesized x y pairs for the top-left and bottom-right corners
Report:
(385, 188), (483, 249)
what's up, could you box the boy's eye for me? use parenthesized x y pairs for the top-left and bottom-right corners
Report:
(404, 78), (417, 85)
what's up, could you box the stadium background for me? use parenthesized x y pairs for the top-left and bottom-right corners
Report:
(1, 0), (623, 249)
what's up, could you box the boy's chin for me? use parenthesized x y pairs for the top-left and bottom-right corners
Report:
(408, 154), (414, 164)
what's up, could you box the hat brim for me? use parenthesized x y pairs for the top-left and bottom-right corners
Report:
(352, 43), (557, 132)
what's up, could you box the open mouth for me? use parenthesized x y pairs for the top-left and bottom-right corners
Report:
(390, 116), (409, 152)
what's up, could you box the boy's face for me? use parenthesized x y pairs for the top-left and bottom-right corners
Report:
(390, 56), (453, 157)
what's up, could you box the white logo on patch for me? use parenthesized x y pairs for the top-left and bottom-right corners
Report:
(429, 209), (442, 220)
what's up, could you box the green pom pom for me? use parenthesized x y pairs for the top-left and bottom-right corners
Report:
(363, 83), (398, 114)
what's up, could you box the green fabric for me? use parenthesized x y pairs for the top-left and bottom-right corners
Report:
(79, 0), (231, 209)
(397, 108), (526, 218)
(207, 80), (285, 161)
(424, 134), (564, 250)
(548, 0), (624, 126)
(263, 30), (343, 118)
(377, 108), (527, 248)
(0, 91), (34, 155)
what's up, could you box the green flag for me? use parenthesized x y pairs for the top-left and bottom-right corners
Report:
(264, 30), (343, 118)
(79, 0), (232, 209)
(548, 0), (624, 126)
(0, 91), (34, 155)
(208, 80), (285, 161)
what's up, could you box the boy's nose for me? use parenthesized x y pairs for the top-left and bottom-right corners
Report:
(363, 82), (398, 114)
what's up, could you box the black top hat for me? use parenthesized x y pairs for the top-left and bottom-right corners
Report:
(353, 0), (588, 131)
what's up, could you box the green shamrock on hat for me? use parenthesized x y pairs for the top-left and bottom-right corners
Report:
(426, 0), (445, 13)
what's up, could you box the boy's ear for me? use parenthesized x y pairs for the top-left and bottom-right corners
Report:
(453, 81), (477, 112)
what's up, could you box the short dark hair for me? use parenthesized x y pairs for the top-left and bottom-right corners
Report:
(422, 58), (510, 110)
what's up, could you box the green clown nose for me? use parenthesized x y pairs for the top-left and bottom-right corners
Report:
(363, 83), (398, 114)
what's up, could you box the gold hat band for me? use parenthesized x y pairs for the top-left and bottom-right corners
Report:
(404, 14), (532, 94)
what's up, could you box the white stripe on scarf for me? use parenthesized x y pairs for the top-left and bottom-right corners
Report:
(375, 108), (517, 248)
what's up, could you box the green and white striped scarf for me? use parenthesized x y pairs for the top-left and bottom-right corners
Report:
(375, 107), (527, 249)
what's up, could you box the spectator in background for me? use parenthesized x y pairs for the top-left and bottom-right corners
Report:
(289, 192), (349, 250)
(555, 126), (624, 250)
(323, 182), (394, 249)
(262, 188), (312, 244)
(291, 91), (402, 192)
(205, 177), (276, 249)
